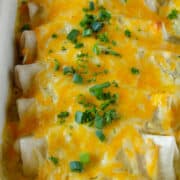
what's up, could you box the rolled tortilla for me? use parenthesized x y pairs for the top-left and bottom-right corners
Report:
(27, 2), (40, 21)
(144, 0), (159, 12)
(16, 136), (47, 176)
(162, 23), (180, 44)
(20, 30), (37, 64)
(144, 0), (168, 12)
(15, 63), (44, 93)
(16, 98), (35, 121)
(143, 134), (179, 180)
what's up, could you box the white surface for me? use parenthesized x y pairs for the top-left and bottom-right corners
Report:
(0, 0), (17, 143)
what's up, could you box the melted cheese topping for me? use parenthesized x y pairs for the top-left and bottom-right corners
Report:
(3, 0), (180, 179)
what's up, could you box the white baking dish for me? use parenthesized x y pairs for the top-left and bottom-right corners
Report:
(0, 0), (17, 142)
(0, 1), (179, 179)
(0, 0), (17, 177)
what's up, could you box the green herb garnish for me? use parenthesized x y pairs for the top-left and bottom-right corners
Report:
(97, 32), (109, 42)
(63, 66), (76, 75)
(73, 73), (83, 84)
(54, 59), (60, 71)
(89, 82), (111, 100)
(124, 29), (131, 38)
(131, 67), (140, 75)
(95, 130), (106, 142)
(49, 156), (59, 165)
(51, 33), (58, 39)
(79, 152), (90, 164)
(57, 111), (69, 118)
(168, 9), (178, 20)
(83, 28), (93, 37)
(67, 29), (80, 43)
(70, 161), (83, 172)
(75, 42), (84, 48)
(21, 24), (31, 31)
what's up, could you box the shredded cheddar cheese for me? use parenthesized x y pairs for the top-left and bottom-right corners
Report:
(2, 0), (180, 180)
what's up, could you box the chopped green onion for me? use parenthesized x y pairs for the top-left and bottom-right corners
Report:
(51, 33), (58, 38)
(104, 49), (121, 56)
(91, 21), (104, 32)
(95, 130), (106, 142)
(75, 42), (84, 48)
(89, 82), (111, 100)
(97, 32), (109, 42)
(49, 156), (59, 165)
(89, 1), (95, 11)
(83, 1), (95, 12)
(79, 152), (90, 164)
(80, 14), (95, 28)
(54, 59), (60, 71)
(131, 67), (140, 75)
(63, 66), (75, 75)
(67, 29), (80, 43)
(124, 29), (131, 38)
(21, 24), (31, 31)
(61, 46), (67, 51)
(93, 43), (101, 55)
(77, 53), (88, 58)
(57, 111), (69, 118)
(70, 161), (83, 172)
(167, 9), (178, 20)
(103, 109), (117, 124)
(73, 73), (83, 84)
(83, 28), (93, 37)
(75, 111), (84, 124)
(95, 114), (105, 129)
(98, 8), (111, 22)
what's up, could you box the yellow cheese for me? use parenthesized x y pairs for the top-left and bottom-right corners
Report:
(3, 0), (180, 179)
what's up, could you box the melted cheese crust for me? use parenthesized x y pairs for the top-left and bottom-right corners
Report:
(3, 0), (180, 179)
